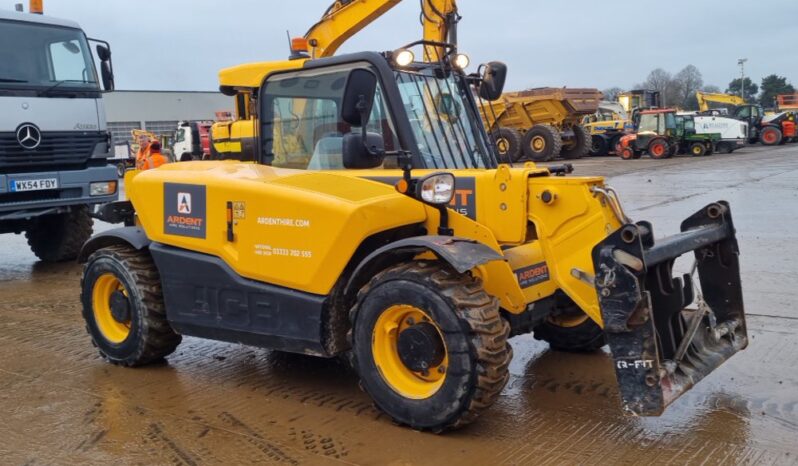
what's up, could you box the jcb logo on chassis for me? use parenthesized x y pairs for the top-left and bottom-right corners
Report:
(164, 183), (206, 239)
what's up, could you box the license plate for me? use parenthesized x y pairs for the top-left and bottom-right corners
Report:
(9, 178), (58, 192)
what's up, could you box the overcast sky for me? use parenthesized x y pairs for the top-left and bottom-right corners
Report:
(5, 0), (796, 93)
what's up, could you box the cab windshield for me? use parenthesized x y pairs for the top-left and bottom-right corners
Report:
(395, 68), (494, 169)
(0, 19), (98, 93)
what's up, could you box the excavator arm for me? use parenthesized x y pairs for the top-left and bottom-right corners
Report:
(305, 0), (459, 60)
(696, 91), (745, 112)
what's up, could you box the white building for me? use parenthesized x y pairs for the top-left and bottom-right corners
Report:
(104, 90), (233, 145)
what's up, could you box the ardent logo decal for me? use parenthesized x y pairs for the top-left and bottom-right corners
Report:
(515, 262), (550, 288)
(164, 183), (206, 238)
(177, 192), (192, 214)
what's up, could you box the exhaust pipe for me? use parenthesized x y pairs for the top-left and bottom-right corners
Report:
(592, 201), (747, 415)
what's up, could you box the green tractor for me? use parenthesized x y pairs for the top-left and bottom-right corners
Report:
(616, 108), (721, 159)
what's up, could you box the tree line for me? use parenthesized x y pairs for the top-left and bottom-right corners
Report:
(602, 65), (794, 110)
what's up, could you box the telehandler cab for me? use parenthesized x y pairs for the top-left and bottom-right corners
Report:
(79, 4), (747, 433)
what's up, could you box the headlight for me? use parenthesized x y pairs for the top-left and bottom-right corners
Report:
(451, 53), (470, 70)
(393, 49), (415, 67)
(417, 173), (455, 205)
(90, 181), (117, 196)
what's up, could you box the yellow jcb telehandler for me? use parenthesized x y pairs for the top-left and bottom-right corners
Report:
(81, 0), (747, 432)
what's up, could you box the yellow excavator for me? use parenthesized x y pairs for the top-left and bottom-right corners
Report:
(82, 0), (747, 432)
(210, 0), (462, 160)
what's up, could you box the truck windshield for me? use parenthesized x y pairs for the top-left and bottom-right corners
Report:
(0, 19), (98, 92)
(395, 69), (494, 169)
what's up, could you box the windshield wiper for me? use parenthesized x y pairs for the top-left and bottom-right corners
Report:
(40, 79), (96, 95)
(0, 78), (28, 83)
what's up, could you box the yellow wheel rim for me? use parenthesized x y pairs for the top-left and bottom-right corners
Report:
(92, 273), (132, 344)
(532, 136), (546, 151)
(547, 313), (589, 328)
(496, 138), (509, 154)
(372, 305), (448, 399)
(693, 146), (701, 155)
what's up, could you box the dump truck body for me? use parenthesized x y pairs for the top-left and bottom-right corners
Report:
(482, 87), (602, 162)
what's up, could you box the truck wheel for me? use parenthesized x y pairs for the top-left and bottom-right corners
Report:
(689, 142), (706, 157)
(26, 206), (93, 262)
(534, 304), (605, 352)
(590, 135), (609, 156)
(560, 125), (590, 159)
(350, 261), (511, 432)
(81, 245), (181, 366)
(522, 125), (562, 162)
(180, 153), (193, 162)
(760, 126), (782, 146)
(647, 139), (670, 159)
(491, 127), (523, 163)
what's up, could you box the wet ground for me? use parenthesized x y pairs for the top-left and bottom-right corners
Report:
(1, 144), (797, 465)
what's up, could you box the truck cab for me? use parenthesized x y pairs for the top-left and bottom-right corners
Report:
(173, 120), (213, 161)
(0, 9), (116, 261)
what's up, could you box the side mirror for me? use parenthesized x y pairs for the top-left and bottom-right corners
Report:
(96, 44), (111, 61)
(100, 61), (114, 91)
(341, 68), (377, 126)
(479, 61), (507, 101)
(342, 132), (385, 169)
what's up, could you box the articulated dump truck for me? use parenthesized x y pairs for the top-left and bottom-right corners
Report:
(80, 0), (747, 433)
(482, 87), (602, 163)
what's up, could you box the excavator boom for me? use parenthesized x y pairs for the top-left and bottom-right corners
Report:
(696, 91), (745, 112)
(304, 0), (458, 60)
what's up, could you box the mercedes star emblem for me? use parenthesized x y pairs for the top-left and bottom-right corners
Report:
(16, 123), (42, 150)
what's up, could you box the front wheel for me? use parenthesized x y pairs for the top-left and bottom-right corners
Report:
(534, 303), (605, 352)
(81, 245), (182, 366)
(689, 142), (707, 157)
(492, 127), (523, 163)
(26, 206), (93, 262)
(351, 262), (511, 432)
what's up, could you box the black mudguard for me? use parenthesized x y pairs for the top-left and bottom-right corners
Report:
(346, 235), (504, 298)
(593, 201), (747, 415)
(78, 226), (151, 263)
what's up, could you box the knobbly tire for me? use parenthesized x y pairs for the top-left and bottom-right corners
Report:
(534, 309), (606, 353)
(492, 127), (523, 163)
(560, 125), (591, 159)
(647, 138), (670, 159)
(81, 245), (181, 366)
(689, 142), (707, 157)
(759, 126), (782, 146)
(26, 205), (93, 262)
(522, 124), (562, 161)
(590, 134), (609, 156)
(350, 261), (511, 432)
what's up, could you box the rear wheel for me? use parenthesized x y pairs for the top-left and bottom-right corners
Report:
(492, 127), (523, 163)
(534, 300), (605, 352)
(647, 138), (670, 159)
(689, 142), (706, 157)
(26, 206), (93, 262)
(81, 245), (181, 366)
(590, 135), (609, 156)
(560, 125), (590, 159)
(760, 126), (782, 146)
(351, 262), (511, 432)
(522, 125), (562, 162)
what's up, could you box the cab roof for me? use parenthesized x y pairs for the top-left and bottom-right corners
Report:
(0, 9), (82, 29)
(218, 59), (308, 90)
(639, 108), (677, 114)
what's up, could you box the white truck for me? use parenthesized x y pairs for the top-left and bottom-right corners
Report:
(680, 112), (748, 153)
(0, 9), (118, 261)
